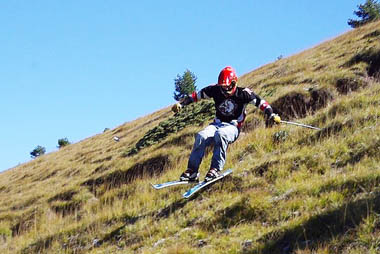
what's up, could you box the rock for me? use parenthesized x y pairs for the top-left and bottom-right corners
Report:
(197, 239), (207, 247)
(93, 238), (101, 247)
(153, 238), (166, 247)
(242, 239), (253, 252)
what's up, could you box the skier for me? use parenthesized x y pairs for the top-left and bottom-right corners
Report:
(172, 66), (281, 182)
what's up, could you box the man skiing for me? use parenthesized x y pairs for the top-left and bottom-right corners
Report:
(172, 66), (281, 182)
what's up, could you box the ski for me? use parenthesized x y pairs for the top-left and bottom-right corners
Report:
(151, 180), (196, 190)
(183, 169), (233, 199)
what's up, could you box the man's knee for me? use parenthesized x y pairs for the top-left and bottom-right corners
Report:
(195, 132), (207, 145)
(214, 130), (226, 145)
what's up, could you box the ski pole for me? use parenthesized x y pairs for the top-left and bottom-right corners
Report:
(280, 120), (321, 131)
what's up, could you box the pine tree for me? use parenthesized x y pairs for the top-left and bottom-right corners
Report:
(348, 0), (380, 28)
(173, 69), (197, 101)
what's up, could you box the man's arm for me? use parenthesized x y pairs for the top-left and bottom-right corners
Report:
(171, 86), (213, 113)
(243, 88), (281, 125)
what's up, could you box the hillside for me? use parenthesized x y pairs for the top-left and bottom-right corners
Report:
(0, 20), (380, 254)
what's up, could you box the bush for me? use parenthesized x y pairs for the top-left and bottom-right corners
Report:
(0, 227), (11, 239)
(57, 138), (71, 149)
(30, 145), (46, 158)
(126, 100), (215, 156)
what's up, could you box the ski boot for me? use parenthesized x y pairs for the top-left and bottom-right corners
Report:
(204, 168), (220, 182)
(180, 168), (200, 182)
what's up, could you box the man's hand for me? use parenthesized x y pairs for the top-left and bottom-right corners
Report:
(272, 113), (281, 124)
(266, 113), (281, 127)
(171, 103), (182, 113)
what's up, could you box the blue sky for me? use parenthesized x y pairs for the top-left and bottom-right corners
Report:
(0, 1), (360, 172)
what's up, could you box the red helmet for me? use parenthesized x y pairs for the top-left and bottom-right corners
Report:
(218, 66), (238, 95)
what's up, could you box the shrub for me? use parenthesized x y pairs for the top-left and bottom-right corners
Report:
(126, 100), (215, 156)
(57, 138), (71, 149)
(30, 145), (46, 158)
(0, 227), (11, 239)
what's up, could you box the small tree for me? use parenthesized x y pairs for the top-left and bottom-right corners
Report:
(348, 0), (380, 28)
(173, 69), (197, 101)
(57, 138), (71, 148)
(30, 145), (46, 158)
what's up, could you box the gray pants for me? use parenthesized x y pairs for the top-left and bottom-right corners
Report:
(187, 122), (239, 172)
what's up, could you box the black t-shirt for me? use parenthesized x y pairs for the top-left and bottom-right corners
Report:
(190, 84), (273, 126)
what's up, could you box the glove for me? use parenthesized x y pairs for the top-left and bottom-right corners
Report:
(272, 113), (281, 124)
(266, 113), (281, 127)
(171, 103), (182, 113)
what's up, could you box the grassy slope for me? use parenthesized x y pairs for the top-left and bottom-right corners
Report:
(0, 21), (380, 254)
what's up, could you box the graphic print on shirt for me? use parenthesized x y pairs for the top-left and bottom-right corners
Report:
(218, 98), (238, 116)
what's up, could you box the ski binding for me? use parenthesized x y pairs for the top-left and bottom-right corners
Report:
(182, 169), (233, 199)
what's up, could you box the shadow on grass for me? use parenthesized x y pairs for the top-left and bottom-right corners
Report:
(21, 198), (190, 253)
(199, 196), (269, 232)
(250, 192), (380, 254)
(96, 214), (145, 248)
(297, 120), (353, 145)
(345, 47), (380, 79)
(96, 199), (189, 249)
(82, 154), (171, 195)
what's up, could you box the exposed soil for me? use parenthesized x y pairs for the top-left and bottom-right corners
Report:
(271, 88), (334, 120)
(336, 78), (362, 94)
